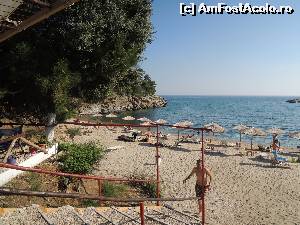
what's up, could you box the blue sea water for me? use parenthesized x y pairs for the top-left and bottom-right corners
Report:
(125, 96), (300, 147)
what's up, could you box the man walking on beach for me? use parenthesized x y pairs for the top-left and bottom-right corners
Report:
(183, 159), (212, 217)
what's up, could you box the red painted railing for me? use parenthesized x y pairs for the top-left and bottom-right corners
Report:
(0, 121), (211, 224)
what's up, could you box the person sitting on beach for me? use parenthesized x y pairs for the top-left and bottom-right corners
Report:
(183, 159), (212, 217)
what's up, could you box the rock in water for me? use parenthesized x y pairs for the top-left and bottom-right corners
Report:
(286, 98), (300, 103)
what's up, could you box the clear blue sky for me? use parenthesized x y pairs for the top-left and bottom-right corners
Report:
(141, 0), (300, 96)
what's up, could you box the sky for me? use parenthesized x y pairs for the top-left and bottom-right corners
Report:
(141, 0), (300, 96)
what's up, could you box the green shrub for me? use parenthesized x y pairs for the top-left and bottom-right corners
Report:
(129, 175), (159, 198)
(142, 182), (158, 198)
(27, 172), (41, 191)
(59, 142), (103, 174)
(65, 128), (81, 141)
(102, 181), (128, 198)
(81, 199), (99, 207)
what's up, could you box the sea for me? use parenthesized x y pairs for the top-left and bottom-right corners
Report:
(118, 96), (300, 147)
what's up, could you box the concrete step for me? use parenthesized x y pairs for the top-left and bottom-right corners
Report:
(0, 205), (201, 225)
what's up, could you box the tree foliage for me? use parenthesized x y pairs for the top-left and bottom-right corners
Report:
(0, 0), (155, 121)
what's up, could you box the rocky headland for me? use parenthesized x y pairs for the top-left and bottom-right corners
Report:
(286, 98), (300, 103)
(79, 95), (167, 115)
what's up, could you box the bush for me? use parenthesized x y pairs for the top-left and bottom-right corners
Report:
(129, 175), (158, 198)
(65, 127), (81, 141)
(59, 142), (103, 174)
(81, 199), (99, 207)
(27, 172), (41, 191)
(102, 181), (128, 198)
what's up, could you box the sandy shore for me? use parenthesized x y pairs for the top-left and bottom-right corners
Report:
(56, 124), (300, 225)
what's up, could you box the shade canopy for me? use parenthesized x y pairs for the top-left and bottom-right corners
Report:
(155, 119), (168, 125)
(267, 128), (285, 136)
(106, 113), (118, 118)
(173, 121), (193, 128)
(243, 127), (266, 137)
(122, 116), (135, 121)
(289, 132), (300, 140)
(233, 124), (249, 132)
(141, 122), (152, 126)
(137, 117), (152, 122)
(92, 114), (102, 117)
(204, 122), (225, 133)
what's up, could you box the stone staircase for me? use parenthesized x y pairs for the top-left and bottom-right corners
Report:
(0, 204), (201, 225)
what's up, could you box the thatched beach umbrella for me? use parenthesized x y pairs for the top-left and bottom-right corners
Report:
(137, 117), (152, 122)
(141, 122), (152, 126)
(122, 116), (135, 121)
(267, 128), (284, 136)
(92, 113), (103, 117)
(233, 124), (249, 142)
(106, 113), (117, 123)
(244, 127), (266, 150)
(289, 132), (300, 140)
(173, 121), (193, 141)
(204, 122), (225, 135)
(106, 113), (117, 118)
(155, 119), (168, 125)
(267, 128), (285, 149)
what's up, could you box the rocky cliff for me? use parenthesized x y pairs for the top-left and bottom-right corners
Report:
(79, 95), (167, 114)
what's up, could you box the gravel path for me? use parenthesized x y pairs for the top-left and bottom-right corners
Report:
(0, 206), (49, 225)
(47, 205), (85, 225)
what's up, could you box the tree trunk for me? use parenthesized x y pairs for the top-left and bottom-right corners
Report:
(45, 113), (56, 142)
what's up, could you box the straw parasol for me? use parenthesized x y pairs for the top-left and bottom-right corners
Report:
(173, 121), (193, 140)
(204, 122), (225, 135)
(267, 128), (284, 136)
(233, 124), (249, 142)
(267, 128), (285, 149)
(92, 113), (102, 117)
(141, 122), (152, 126)
(244, 127), (266, 150)
(106, 113), (117, 118)
(154, 119), (168, 125)
(106, 113), (117, 123)
(140, 121), (153, 132)
(137, 117), (152, 122)
(289, 132), (300, 140)
(122, 116), (135, 121)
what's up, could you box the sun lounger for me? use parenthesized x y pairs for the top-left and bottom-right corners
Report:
(271, 150), (289, 166)
(117, 134), (136, 142)
(107, 146), (125, 151)
(106, 126), (117, 132)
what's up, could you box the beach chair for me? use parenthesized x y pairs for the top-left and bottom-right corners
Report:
(271, 150), (289, 166)
(117, 134), (135, 142)
(106, 126), (117, 132)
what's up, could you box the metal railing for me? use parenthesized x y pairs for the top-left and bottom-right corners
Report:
(0, 121), (211, 225)
(0, 163), (156, 207)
